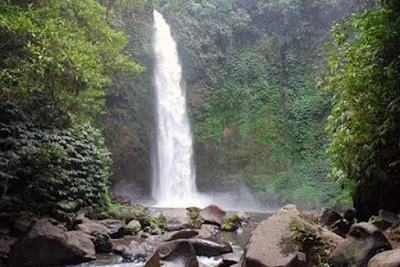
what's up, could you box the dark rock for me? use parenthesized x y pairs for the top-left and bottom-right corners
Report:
(94, 234), (112, 253)
(368, 249), (400, 267)
(163, 229), (199, 242)
(13, 216), (37, 235)
(144, 226), (152, 233)
(189, 238), (232, 257)
(344, 209), (356, 223)
(320, 208), (343, 228)
(222, 253), (240, 266)
(0, 236), (18, 261)
(150, 226), (162, 236)
(0, 228), (10, 236)
(99, 219), (126, 238)
(200, 205), (226, 226)
(9, 219), (95, 266)
(122, 241), (156, 263)
(329, 222), (392, 267)
(144, 240), (198, 267)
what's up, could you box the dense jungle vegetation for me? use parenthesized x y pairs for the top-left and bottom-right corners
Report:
(0, 0), (399, 219)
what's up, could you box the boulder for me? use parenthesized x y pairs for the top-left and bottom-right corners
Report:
(126, 220), (141, 234)
(200, 205), (226, 226)
(198, 224), (219, 239)
(0, 236), (18, 261)
(76, 220), (109, 236)
(320, 208), (343, 228)
(122, 241), (156, 263)
(93, 234), (112, 253)
(9, 219), (95, 266)
(189, 238), (232, 257)
(368, 249), (400, 267)
(241, 205), (343, 267)
(162, 209), (191, 231)
(145, 240), (199, 267)
(163, 229), (199, 242)
(98, 219), (126, 238)
(329, 222), (392, 267)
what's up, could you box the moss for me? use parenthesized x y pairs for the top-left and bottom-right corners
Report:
(105, 203), (148, 223)
(221, 213), (241, 231)
(94, 234), (112, 253)
(186, 207), (203, 229)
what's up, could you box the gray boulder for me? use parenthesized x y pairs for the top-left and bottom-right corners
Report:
(200, 205), (226, 226)
(9, 219), (95, 266)
(122, 241), (156, 263)
(145, 240), (198, 267)
(189, 238), (232, 257)
(329, 222), (392, 267)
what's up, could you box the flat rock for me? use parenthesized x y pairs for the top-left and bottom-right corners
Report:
(162, 209), (191, 231)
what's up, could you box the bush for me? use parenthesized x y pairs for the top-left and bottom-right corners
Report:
(0, 102), (112, 215)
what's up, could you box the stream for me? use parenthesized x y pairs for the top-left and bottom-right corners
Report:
(73, 211), (269, 267)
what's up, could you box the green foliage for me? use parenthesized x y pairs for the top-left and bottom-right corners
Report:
(325, 1), (400, 218)
(0, 0), (142, 123)
(157, 0), (349, 206)
(0, 102), (112, 214)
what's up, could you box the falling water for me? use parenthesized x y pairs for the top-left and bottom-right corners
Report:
(152, 10), (198, 207)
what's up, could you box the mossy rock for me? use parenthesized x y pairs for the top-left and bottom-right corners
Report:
(126, 220), (141, 234)
(94, 234), (112, 253)
(186, 207), (203, 229)
(221, 221), (239, 232)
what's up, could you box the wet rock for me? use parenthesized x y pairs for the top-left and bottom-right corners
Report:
(126, 220), (141, 234)
(198, 224), (219, 239)
(113, 244), (126, 254)
(150, 226), (162, 236)
(9, 219), (95, 266)
(98, 219), (126, 238)
(200, 205), (226, 226)
(189, 238), (232, 257)
(329, 222), (392, 267)
(368, 249), (400, 267)
(320, 208), (343, 227)
(144, 240), (198, 267)
(122, 241), (156, 263)
(379, 210), (400, 225)
(344, 209), (356, 223)
(162, 209), (191, 231)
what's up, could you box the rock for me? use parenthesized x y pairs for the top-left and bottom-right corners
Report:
(368, 249), (400, 267)
(379, 210), (400, 225)
(0, 236), (18, 261)
(222, 253), (240, 266)
(320, 208), (343, 228)
(162, 209), (191, 231)
(113, 244), (126, 254)
(9, 219), (95, 266)
(150, 226), (162, 236)
(98, 219), (126, 238)
(126, 220), (141, 234)
(198, 224), (219, 239)
(144, 240), (198, 267)
(141, 232), (152, 239)
(189, 238), (232, 257)
(241, 204), (343, 267)
(344, 209), (356, 223)
(122, 241), (156, 263)
(163, 229), (199, 242)
(200, 205), (226, 226)
(94, 234), (112, 253)
(329, 222), (392, 267)
(76, 220), (109, 236)
(144, 226), (152, 233)
(13, 215), (37, 235)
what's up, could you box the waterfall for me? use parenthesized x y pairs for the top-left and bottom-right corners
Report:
(152, 10), (197, 207)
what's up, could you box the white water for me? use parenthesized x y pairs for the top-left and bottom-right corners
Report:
(152, 10), (201, 207)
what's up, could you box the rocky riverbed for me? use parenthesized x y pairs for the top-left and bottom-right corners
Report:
(1, 204), (400, 267)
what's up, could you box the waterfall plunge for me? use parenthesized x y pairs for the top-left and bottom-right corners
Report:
(152, 10), (201, 207)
